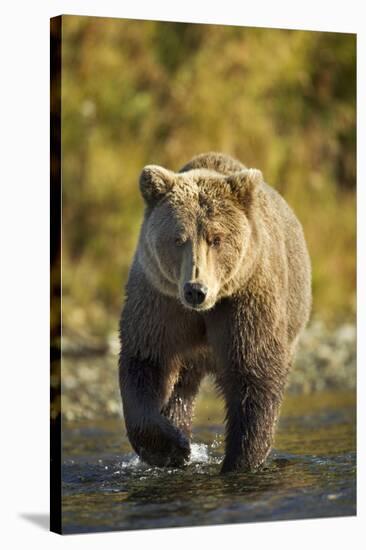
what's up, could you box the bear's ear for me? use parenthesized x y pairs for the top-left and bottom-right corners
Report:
(226, 168), (263, 210)
(139, 165), (175, 206)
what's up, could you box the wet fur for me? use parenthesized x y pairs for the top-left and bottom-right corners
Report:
(119, 152), (311, 473)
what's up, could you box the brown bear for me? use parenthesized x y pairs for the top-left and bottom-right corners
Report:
(119, 152), (311, 473)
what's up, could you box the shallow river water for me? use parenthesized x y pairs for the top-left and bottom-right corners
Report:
(62, 389), (356, 534)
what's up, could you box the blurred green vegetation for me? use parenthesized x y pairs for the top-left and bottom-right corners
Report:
(60, 16), (356, 340)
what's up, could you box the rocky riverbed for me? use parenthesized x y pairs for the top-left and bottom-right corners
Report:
(61, 320), (356, 422)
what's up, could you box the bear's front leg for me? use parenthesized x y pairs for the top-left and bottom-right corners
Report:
(207, 299), (289, 474)
(119, 349), (190, 468)
(220, 373), (286, 474)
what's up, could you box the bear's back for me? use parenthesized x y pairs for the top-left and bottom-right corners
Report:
(179, 152), (246, 176)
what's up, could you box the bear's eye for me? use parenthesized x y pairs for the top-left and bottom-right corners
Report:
(209, 235), (221, 248)
(175, 236), (186, 247)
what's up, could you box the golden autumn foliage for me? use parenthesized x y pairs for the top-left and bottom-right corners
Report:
(60, 16), (356, 338)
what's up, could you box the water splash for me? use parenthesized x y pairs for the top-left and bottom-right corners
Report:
(115, 440), (217, 474)
(190, 443), (209, 463)
(120, 454), (140, 470)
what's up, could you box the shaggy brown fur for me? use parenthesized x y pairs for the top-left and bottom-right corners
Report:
(119, 152), (311, 473)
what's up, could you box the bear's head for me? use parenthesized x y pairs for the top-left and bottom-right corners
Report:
(137, 165), (263, 311)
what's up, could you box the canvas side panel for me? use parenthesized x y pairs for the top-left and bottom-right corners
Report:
(50, 14), (62, 535)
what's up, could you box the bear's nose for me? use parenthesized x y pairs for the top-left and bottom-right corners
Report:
(184, 282), (208, 306)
